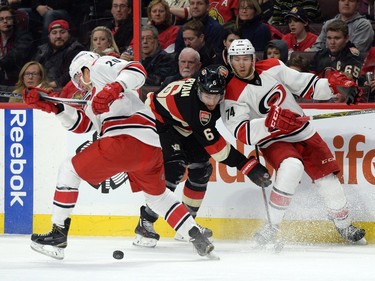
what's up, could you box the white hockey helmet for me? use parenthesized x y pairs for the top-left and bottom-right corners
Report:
(227, 39), (256, 79)
(69, 51), (100, 90)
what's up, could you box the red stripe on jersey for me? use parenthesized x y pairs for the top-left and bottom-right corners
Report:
(53, 189), (79, 205)
(236, 120), (250, 145)
(226, 77), (247, 101)
(101, 113), (156, 134)
(121, 61), (147, 77)
(270, 190), (292, 208)
(205, 136), (227, 155)
(71, 110), (93, 133)
(165, 93), (185, 123)
(255, 58), (281, 75)
(183, 187), (205, 200)
(165, 203), (190, 228)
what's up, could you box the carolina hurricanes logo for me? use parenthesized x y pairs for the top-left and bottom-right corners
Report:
(200, 110), (211, 126)
(259, 84), (287, 114)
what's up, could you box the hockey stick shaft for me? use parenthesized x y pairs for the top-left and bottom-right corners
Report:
(0, 91), (87, 105)
(298, 108), (375, 122)
(255, 145), (272, 223)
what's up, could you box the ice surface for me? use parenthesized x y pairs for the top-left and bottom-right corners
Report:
(0, 235), (374, 281)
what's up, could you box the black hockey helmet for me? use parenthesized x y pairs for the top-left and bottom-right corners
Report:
(197, 64), (228, 95)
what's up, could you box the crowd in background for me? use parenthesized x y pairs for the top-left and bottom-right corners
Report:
(0, 0), (375, 103)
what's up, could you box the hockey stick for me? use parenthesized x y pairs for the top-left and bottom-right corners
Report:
(0, 91), (88, 105)
(255, 145), (284, 252)
(255, 145), (272, 224)
(298, 108), (375, 122)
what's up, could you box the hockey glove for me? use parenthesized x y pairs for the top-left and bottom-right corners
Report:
(325, 69), (362, 105)
(92, 82), (123, 115)
(240, 156), (272, 188)
(22, 87), (59, 114)
(265, 105), (306, 133)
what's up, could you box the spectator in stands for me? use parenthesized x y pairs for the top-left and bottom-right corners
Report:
(214, 27), (241, 67)
(282, 6), (318, 52)
(182, 19), (217, 67)
(174, 0), (225, 55)
(308, 0), (374, 53)
(141, 25), (178, 86)
(89, 26), (120, 57)
(170, 1), (239, 25)
(147, 0), (179, 53)
(286, 55), (310, 72)
(358, 0), (374, 20)
(263, 39), (289, 62)
(235, 0), (271, 52)
(9, 61), (51, 102)
(105, 0), (133, 53)
(0, 5), (34, 86)
(271, 0), (323, 25)
(310, 19), (364, 102)
(28, 0), (74, 42)
(33, 19), (84, 89)
(258, 0), (273, 22)
(161, 47), (201, 87)
(359, 46), (375, 95)
(208, 0), (239, 24)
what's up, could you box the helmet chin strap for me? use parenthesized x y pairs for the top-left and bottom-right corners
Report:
(80, 76), (92, 90)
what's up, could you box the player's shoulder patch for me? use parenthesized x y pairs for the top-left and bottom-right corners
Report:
(349, 47), (360, 56)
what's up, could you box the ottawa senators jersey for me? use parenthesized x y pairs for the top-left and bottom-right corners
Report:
(146, 78), (247, 166)
(221, 58), (334, 148)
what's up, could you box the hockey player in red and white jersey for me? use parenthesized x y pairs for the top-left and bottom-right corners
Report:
(23, 51), (216, 260)
(133, 64), (272, 247)
(222, 39), (366, 246)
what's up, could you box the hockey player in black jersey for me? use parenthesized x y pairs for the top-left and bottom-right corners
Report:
(133, 64), (272, 247)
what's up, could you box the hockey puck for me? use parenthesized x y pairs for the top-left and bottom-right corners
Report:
(113, 250), (124, 260)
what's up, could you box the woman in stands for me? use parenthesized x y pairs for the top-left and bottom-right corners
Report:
(235, 0), (271, 51)
(147, 0), (179, 53)
(9, 61), (51, 103)
(89, 26), (120, 57)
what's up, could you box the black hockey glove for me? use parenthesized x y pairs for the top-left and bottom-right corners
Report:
(240, 156), (272, 188)
(337, 86), (361, 105)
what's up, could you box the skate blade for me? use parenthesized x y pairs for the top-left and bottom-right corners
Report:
(351, 237), (367, 245)
(250, 240), (285, 253)
(175, 232), (214, 243)
(206, 250), (220, 260)
(30, 242), (65, 260)
(132, 234), (158, 248)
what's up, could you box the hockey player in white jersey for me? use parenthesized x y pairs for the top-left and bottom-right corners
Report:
(23, 51), (215, 259)
(221, 39), (366, 246)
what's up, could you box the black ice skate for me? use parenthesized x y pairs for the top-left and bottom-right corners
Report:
(175, 224), (213, 242)
(189, 226), (218, 259)
(133, 216), (160, 248)
(30, 218), (71, 260)
(336, 224), (367, 244)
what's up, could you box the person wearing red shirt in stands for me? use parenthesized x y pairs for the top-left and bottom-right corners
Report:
(281, 6), (317, 52)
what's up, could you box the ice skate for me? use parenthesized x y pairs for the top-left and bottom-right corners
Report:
(253, 223), (279, 245)
(30, 218), (71, 260)
(336, 224), (367, 244)
(253, 223), (284, 252)
(133, 216), (160, 248)
(175, 224), (213, 242)
(188, 226), (218, 259)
